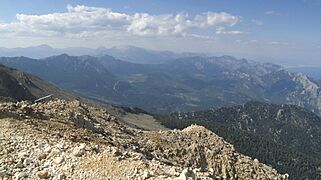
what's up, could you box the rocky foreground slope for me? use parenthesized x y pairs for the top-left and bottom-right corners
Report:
(0, 99), (288, 179)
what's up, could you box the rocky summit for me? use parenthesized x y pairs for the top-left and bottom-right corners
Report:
(0, 99), (288, 179)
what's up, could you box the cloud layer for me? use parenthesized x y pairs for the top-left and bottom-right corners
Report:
(0, 5), (244, 38)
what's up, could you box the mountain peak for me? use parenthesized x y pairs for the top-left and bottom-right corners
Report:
(50, 53), (71, 59)
(33, 44), (53, 49)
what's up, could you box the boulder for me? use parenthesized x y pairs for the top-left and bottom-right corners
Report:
(37, 170), (50, 179)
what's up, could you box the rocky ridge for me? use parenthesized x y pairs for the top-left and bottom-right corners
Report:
(286, 72), (321, 115)
(0, 99), (288, 179)
(0, 64), (75, 102)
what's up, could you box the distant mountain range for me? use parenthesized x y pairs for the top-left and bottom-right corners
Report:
(158, 101), (321, 179)
(1, 54), (321, 116)
(0, 45), (204, 64)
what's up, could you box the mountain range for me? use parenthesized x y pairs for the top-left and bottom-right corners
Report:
(1, 53), (321, 116)
(0, 45), (203, 64)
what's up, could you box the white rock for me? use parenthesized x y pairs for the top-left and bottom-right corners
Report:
(44, 146), (52, 153)
(179, 168), (196, 180)
(23, 158), (33, 166)
(15, 172), (28, 179)
(143, 169), (151, 179)
(73, 147), (85, 157)
(79, 143), (86, 150)
(18, 151), (29, 158)
(53, 157), (64, 164)
(51, 148), (61, 155)
(43, 161), (51, 168)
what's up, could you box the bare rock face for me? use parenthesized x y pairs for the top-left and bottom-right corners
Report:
(0, 99), (288, 179)
(141, 125), (287, 179)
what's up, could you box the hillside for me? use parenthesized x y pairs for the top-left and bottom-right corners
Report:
(157, 101), (321, 179)
(1, 55), (321, 116)
(0, 99), (288, 179)
(0, 64), (75, 102)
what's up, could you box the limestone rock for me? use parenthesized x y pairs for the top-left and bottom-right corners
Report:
(37, 170), (50, 179)
(73, 147), (85, 157)
(179, 168), (197, 180)
(23, 158), (33, 166)
(53, 157), (64, 164)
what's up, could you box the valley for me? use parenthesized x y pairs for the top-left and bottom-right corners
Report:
(1, 53), (321, 117)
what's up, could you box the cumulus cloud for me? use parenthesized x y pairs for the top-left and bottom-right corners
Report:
(195, 12), (240, 27)
(127, 13), (190, 36)
(0, 5), (244, 38)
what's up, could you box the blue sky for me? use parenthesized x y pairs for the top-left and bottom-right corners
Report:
(0, 0), (320, 65)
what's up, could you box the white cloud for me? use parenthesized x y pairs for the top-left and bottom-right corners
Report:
(235, 40), (290, 46)
(268, 41), (288, 46)
(216, 27), (248, 35)
(127, 13), (189, 36)
(195, 12), (240, 27)
(0, 5), (244, 38)
(251, 19), (263, 26)
(265, 10), (282, 16)
(235, 39), (258, 45)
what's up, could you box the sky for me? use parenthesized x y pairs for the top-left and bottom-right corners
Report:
(0, 0), (320, 65)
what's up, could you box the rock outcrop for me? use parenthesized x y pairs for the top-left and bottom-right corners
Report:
(0, 99), (288, 179)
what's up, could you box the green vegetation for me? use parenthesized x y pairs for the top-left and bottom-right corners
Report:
(157, 101), (321, 179)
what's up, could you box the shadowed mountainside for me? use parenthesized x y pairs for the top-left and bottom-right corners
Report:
(157, 101), (321, 179)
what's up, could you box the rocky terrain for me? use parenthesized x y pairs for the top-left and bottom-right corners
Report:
(0, 99), (288, 179)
